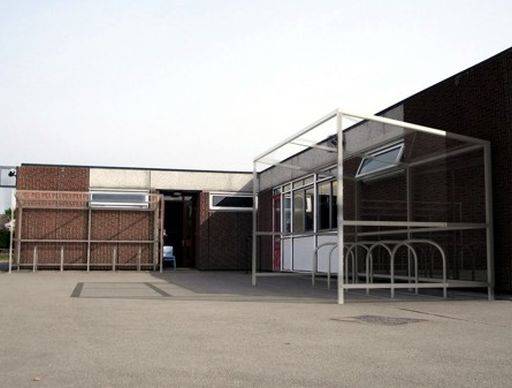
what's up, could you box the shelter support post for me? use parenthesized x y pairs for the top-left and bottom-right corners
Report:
(86, 207), (91, 272)
(252, 162), (258, 286)
(32, 245), (37, 272)
(153, 202), (159, 272)
(336, 111), (345, 305)
(112, 246), (116, 271)
(16, 206), (22, 271)
(8, 199), (14, 273)
(159, 195), (164, 273)
(484, 143), (495, 301)
(313, 173), (318, 277)
(137, 246), (142, 272)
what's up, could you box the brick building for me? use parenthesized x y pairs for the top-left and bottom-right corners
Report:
(9, 47), (512, 292)
(256, 47), (511, 293)
(14, 165), (253, 271)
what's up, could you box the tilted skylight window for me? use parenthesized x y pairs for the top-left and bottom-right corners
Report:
(356, 142), (404, 178)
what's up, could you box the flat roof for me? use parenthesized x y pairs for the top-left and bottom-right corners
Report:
(20, 163), (252, 175)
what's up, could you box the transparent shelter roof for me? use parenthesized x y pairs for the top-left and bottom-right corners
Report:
(256, 110), (487, 191)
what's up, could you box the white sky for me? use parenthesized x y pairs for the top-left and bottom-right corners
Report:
(1, 0), (512, 211)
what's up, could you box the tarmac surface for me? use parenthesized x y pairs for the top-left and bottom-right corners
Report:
(1, 270), (511, 387)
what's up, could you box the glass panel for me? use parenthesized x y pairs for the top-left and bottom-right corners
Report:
(293, 190), (304, 234)
(293, 179), (304, 189)
(304, 187), (314, 232)
(91, 193), (147, 204)
(331, 181), (337, 228)
(318, 182), (331, 230)
(283, 193), (291, 234)
(304, 176), (314, 186)
(90, 192), (148, 208)
(283, 184), (292, 192)
(212, 195), (253, 208)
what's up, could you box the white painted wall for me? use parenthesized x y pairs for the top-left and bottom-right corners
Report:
(90, 168), (252, 192)
(317, 234), (338, 273)
(90, 168), (150, 189)
(282, 238), (292, 271)
(150, 170), (252, 192)
(292, 236), (314, 272)
(280, 233), (339, 274)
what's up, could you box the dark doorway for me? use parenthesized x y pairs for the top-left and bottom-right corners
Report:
(162, 192), (198, 268)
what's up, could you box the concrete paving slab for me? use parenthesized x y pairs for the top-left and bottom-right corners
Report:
(0, 270), (511, 387)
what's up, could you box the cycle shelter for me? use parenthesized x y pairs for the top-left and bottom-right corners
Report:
(251, 109), (494, 304)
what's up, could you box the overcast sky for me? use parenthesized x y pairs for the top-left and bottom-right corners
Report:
(1, 0), (512, 211)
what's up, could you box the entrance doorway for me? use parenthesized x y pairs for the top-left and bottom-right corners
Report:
(162, 191), (198, 268)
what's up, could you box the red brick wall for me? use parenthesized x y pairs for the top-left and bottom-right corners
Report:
(16, 166), (159, 268)
(17, 166), (89, 191)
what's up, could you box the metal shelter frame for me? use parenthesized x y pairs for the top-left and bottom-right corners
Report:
(251, 109), (494, 304)
(8, 190), (164, 273)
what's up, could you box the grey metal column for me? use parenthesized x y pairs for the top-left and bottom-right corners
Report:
(16, 206), (22, 271)
(8, 200), (14, 273)
(484, 142), (495, 300)
(86, 206), (92, 272)
(280, 189), (284, 271)
(159, 195), (164, 273)
(290, 188), (294, 271)
(313, 173), (318, 275)
(251, 162), (258, 286)
(153, 205), (159, 272)
(336, 111), (345, 305)
(406, 167), (412, 290)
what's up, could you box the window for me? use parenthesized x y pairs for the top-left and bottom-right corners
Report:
(209, 193), (253, 211)
(90, 191), (149, 208)
(283, 193), (291, 233)
(292, 179), (304, 189)
(331, 180), (338, 228)
(293, 190), (304, 233)
(356, 142), (404, 178)
(303, 176), (314, 186)
(304, 187), (314, 232)
(291, 186), (314, 234)
(318, 182), (331, 230)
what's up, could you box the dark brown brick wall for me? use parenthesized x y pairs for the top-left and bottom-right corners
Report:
(257, 189), (273, 271)
(195, 192), (252, 270)
(397, 48), (512, 291)
(256, 50), (510, 288)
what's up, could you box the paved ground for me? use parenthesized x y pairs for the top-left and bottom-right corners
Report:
(1, 270), (511, 387)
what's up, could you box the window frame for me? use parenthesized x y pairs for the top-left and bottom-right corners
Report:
(209, 192), (254, 212)
(355, 141), (405, 179)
